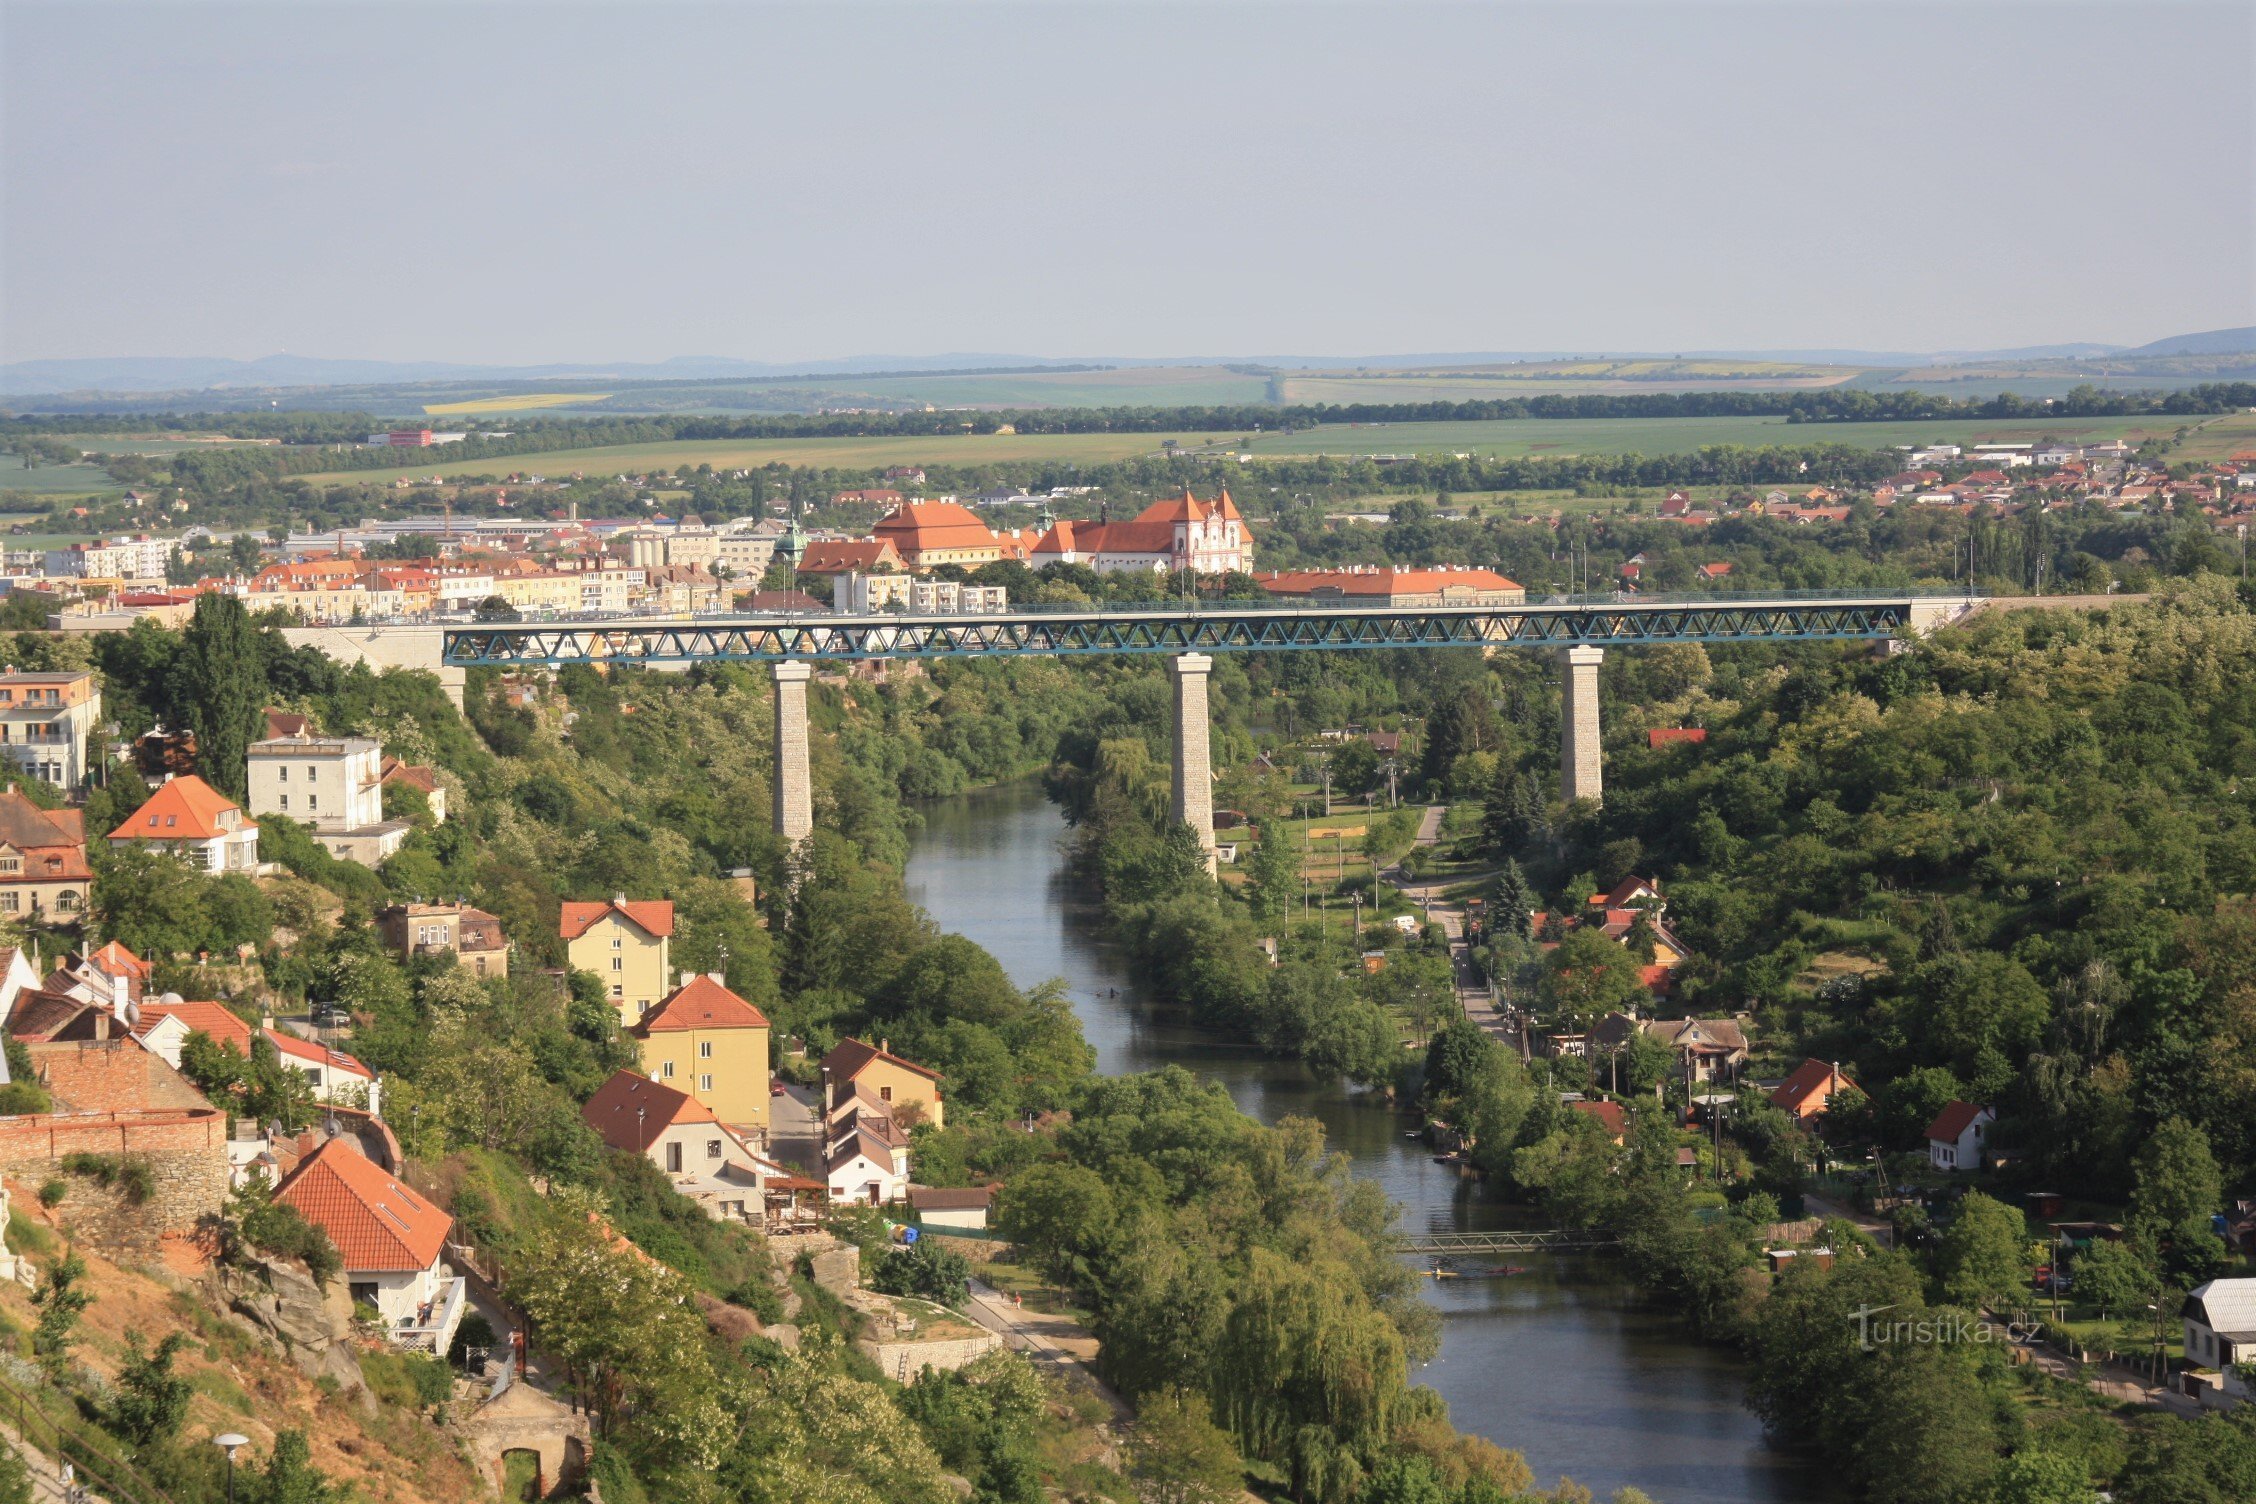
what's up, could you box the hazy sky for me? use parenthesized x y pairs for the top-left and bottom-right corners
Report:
(4, 0), (2251, 364)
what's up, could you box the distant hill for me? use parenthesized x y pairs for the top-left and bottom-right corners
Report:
(2121, 326), (2256, 358)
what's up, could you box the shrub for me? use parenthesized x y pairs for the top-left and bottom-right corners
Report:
(35, 1180), (64, 1208)
(58, 1152), (154, 1204)
(448, 1313), (496, 1368)
(867, 1239), (971, 1306)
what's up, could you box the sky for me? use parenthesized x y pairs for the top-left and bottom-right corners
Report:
(3, 0), (2252, 366)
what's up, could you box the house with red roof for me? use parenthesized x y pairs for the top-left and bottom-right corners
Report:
(273, 1138), (462, 1352)
(107, 775), (260, 872)
(130, 999), (255, 1070)
(1029, 489), (1252, 575)
(1254, 565), (1523, 607)
(1925, 1100), (1994, 1173)
(581, 1069), (790, 1224)
(562, 896), (674, 1025)
(796, 538), (906, 577)
(0, 789), (89, 922)
(1569, 1098), (1629, 1144)
(1647, 728), (1707, 750)
(264, 1027), (381, 1117)
(630, 973), (772, 1138)
(821, 1036), (944, 1131)
(872, 501), (1016, 571)
(1769, 1059), (1856, 1122)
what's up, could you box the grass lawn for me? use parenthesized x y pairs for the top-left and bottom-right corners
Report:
(976, 1255), (1096, 1325)
(295, 430), (1227, 485)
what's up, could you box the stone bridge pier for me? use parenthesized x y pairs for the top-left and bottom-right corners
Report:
(1560, 644), (1604, 806)
(1169, 653), (1218, 875)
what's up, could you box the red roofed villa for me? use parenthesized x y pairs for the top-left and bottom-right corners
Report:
(108, 775), (260, 872)
(1770, 1059), (1857, 1122)
(274, 1138), (463, 1352)
(1255, 565), (1523, 607)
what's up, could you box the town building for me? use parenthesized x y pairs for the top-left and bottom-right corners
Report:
(129, 999), (255, 1070)
(629, 973), (772, 1140)
(581, 1069), (782, 1223)
(2183, 1278), (2256, 1410)
(873, 501), (1023, 571)
(561, 897), (675, 1025)
(375, 902), (510, 978)
(1925, 1101), (1994, 1172)
(836, 572), (1008, 615)
(273, 1138), (463, 1353)
(0, 669), (102, 790)
(796, 539), (906, 577)
(908, 1185), (995, 1231)
(107, 775), (261, 872)
(378, 757), (448, 822)
(246, 731), (411, 865)
(1594, 1013), (1749, 1082)
(265, 1027), (382, 1116)
(1253, 565), (1524, 606)
(821, 1036), (945, 1130)
(1029, 489), (1253, 575)
(42, 536), (176, 582)
(0, 789), (89, 921)
(1768, 1059), (1856, 1122)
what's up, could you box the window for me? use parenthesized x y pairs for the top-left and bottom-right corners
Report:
(707, 1139), (723, 1159)
(879, 1085), (893, 1103)
(278, 795), (288, 810)
(0, 858), (17, 874)
(612, 936), (623, 948)
(611, 956), (623, 971)
(278, 766), (287, 781)
(660, 1060), (675, 1079)
(699, 1074), (713, 1092)
(0, 893), (16, 914)
(698, 1041), (712, 1059)
(665, 1142), (682, 1173)
(305, 766), (318, 780)
(610, 983), (623, 998)
(308, 795), (318, 811)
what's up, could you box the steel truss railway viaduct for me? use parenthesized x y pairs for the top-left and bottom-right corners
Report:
(439, 593), (1975, 871)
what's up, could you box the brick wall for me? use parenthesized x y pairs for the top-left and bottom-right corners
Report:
(31, 1038), (213, 1113)
(0, 1108), (229, 1251)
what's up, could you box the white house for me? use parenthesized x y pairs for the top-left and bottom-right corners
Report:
(2183, 1278), (2256, 1409)
(826, 1114), (911, 1206)
(1925, 1100), (1994, 1172)
(907, 1184), (994, 1231)
(107, 775), (261, 872)
(265, 1027), (382, 1117)
(580, 1069), (777, 1223)
(273, 1138), (463, 1353)
(246, 731), (411, 866)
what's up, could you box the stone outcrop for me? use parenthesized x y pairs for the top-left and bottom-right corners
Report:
(808, 1245), (859, 1296)
(209, 1254), (365, 1396)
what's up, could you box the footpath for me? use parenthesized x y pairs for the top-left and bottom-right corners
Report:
(959, 1276), (1131, 1424)
(1380, 806), (1509, 1039)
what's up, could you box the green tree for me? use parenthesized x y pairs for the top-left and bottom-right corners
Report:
(107, 1333), (193, 1447)
(2129, 1117), (2221, 1239)
(245, 1430), (338, 1504)
(0, 1437), (29, 1504)
(1126, 1390), (1243, 1504)
(171, 593), (265, 799)
(1244, 822), (1301, 926)
(1987, 1450), (2100, 1504)
(1935, 1191), (2029, 1311)
(2071, 1236), (2157, 1320)
(31, 1250), (89, 1379)
(1538, 926), (1647, 1029)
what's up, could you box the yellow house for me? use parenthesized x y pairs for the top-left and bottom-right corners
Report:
(561, 896), (674, 1026)
(631, 973), (771, 1139)
(821, 1036), (944, 1131)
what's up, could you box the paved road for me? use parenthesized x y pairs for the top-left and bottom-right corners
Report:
(768, 1082), (822, 1173)
(1381, 809), (1509, 1041)
(960, 1278), (1131, 1423)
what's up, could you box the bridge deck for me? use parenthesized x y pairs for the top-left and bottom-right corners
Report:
(442, 592), (1972, 666)
(1398, 1230), (1619, 1254)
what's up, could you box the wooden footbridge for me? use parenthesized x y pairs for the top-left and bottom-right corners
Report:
(1397, 1229), (1618, 1255)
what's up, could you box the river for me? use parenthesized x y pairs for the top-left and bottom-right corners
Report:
(904, 780), (1823, 1504)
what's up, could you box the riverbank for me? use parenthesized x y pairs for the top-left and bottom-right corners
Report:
(906, 780), (1827, 1504)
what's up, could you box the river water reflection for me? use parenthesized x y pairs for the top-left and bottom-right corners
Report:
(904, 780), (1823, 1504)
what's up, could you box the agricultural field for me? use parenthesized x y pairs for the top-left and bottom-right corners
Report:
(1242, 413), (2194, 460)
(2162, 409), (2256, 461)
(0, 452), (123, 495)
(423, 391), (610, 415)
(295, 430), (1232, 485)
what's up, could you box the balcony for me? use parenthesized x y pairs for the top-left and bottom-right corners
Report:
(390, 1272), (468, 1355)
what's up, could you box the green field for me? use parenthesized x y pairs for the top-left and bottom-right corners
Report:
(297, 430), (1235, 485)
(45, 433), (275, 457)
(283, 408), (2225, 489)
(423, 392), (610, 415)
(0, 453), (124, 495)
(1243, 413), (2192, 460)
(2164, 410), (2256, 461)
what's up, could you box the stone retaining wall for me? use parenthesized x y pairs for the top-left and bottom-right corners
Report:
(0, 1108), (229, 1253)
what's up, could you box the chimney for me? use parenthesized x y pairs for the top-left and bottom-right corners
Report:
(708, 971), (724, 985)
(879, 1038), (889, 1056)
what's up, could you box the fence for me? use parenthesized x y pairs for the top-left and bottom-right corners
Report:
(0, 1371), (181, 1504)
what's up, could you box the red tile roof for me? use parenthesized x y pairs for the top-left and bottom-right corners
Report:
(632, 973), (770, 1034)
(1925, 1100), (1990, 1144)
(274, 1139), (451, 1273)
(1255, 567), (1522, 597)
(822, 1036), (942, 1086)
(108, 776), (253, 842)
(136, 1001), (253, 1054)
(582, 1068), (717, 1151)
(873, 501), (1003, 555)
(797, 539), (904, 575)
(1647, 728), (1708, 749)
(559, 897), (674, 940)
(263, 1027), (372, 1079)
(1770, 1058), (1855, 1116)
(1570, 1099), (1628, 1139)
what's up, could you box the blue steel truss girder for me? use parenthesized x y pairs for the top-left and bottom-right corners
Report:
(441, 600), (1915, 667)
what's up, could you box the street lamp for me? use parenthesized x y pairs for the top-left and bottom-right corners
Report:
(214, 1433), (249, 1504)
